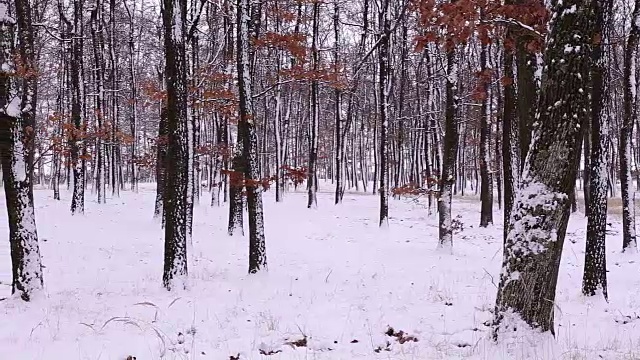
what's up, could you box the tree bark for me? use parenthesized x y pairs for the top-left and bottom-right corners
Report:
(479, 18), (493, 227)
(582, 0), (610, 299)
(501, 9), (519, 242)
(307, 0), (320, 209)
(0, 0), (45, 301)
(494, 0), (594, 335)
(378, 0), (390, 227)
(69, 0), (85, 215)
(438, 41), (459, 249)
(237, 0), (266, 273)
(621, 0), (639, 252)
(154, 106), (168, 220)
(162, 0), (189, 290)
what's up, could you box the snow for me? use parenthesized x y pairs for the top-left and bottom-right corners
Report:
(0, 2), (14, 24)
(11, 126), (27, 182)
(1, 183), (640, 359)
(5, 95), (21, 118)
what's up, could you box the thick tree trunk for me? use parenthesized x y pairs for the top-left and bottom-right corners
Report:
(582, 0), (610, 299)
(0, 0), (45, 301)
(494, 0), (594, 335)
(162, 0), (189, 290)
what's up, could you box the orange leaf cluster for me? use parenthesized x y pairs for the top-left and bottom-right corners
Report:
(253, 32), (307, 61)
(414, 0), (548, 52)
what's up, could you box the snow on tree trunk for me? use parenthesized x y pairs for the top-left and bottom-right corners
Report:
(494, 0), (595, 335)
(89, 2), (106, 205)
(228, 142), (244, 236)
(237, 0), (266, 273)
(582, 0), (611, 299)
(69, 0), (85, 215)
(438, 44), (459, 249)
(307, 0), (320, 209)
(621, 0), (639, 252)
(0, 0), (45, 301)
(154, 107), (168, 220)
(333, 0), (342, 206)
(162, 0), (189, 290)
(378, 0), (390, 227)
(125, 0), (138, 193)
(479, 19), (493, 228)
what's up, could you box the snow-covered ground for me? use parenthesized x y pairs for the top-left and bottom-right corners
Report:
(1, 183), (639, 359)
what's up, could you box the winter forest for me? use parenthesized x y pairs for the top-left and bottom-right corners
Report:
(1, 0), (640, 358)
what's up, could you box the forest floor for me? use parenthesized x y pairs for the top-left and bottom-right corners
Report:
(1, 183), (639, 359)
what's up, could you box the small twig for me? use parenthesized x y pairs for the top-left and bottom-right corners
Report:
(324, 269), (333, 283)
(483, 268), (498, 289)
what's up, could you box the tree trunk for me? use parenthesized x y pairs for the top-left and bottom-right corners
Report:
(582, 0), (610, 299)
(162, 0), (189, 290)
(307, 0), (320, 209)
(154, 106), (168, 220)
(494, 0), (594, 335)
(501, 11), (519, 242)
(89, 2), (106, 204)
(479, 20), (493, 227)
(237, 0), (266, 273)
(621, 0), (639, 252)
(69, 0), (85, 215)
(438, 43), (459, 249)
(227, 144), (244, 236)
(378, 0), (390, 227)
(125, 0), (138, 192)
(0, 0), (45, 301)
